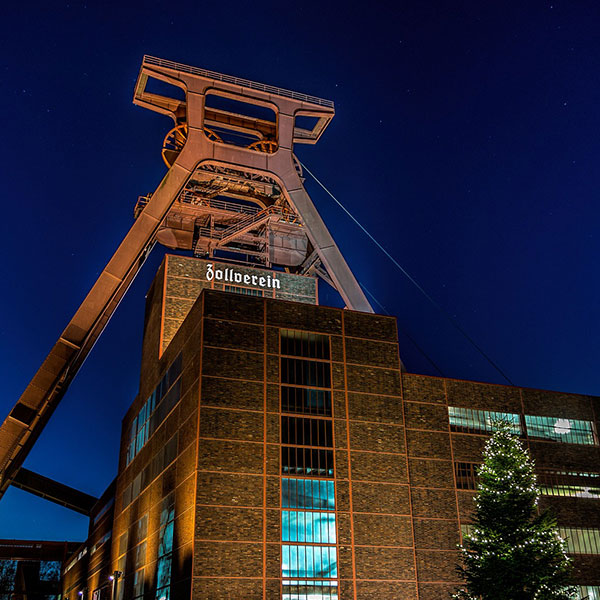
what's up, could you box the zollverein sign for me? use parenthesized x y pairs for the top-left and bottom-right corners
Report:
(159, 255), (317, 353)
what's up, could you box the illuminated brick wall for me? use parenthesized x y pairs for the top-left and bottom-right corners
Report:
(66, 262), (600, 600)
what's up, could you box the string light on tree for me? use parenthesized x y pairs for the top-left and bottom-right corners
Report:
(453, 421), (577, 600)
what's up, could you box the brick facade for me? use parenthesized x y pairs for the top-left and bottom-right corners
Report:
(63, 259), (600, 599)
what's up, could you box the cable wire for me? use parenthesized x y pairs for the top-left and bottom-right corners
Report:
(299, 159), (514, 385)
(359, 281), (446, 377)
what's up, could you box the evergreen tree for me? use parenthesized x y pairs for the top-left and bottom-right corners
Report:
(453, 421), (577, 600)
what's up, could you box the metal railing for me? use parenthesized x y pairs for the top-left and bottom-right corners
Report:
(199, 205), (300, 242)
(143, 55), (335, 109)
(179, 191), (260, 215)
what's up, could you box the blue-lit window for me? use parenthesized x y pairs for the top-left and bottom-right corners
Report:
(282, 511), (336, 543)
(282, 478), (335, 510)
(525, 415), (597, 445)
(282, 579), (338, 600)
(126, 355), (182, 465)
(282, 545), (337, 579)
(155, 493), (175, 600)
(448, 406), (521, 435)
(577, 586), (600, 599)
(282, 478), (337, 599)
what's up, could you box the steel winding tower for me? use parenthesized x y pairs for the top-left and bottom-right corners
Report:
(0, 57), (372, 505)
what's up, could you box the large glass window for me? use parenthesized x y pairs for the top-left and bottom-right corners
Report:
(133, 569), (145, 600)
(281, 330), (330, 360)
(281, 387), (331, 417)
(560, 528), (600, 555)
(454, 462), (600, 499)
(448, 406), (521, 435)
(282, 511), (336, 543)
(455, 462), (478, 490)
(282, 545), (338, 578)
(525, 415), (596, 445)
(577, 586), (600, 599)
(282, 580), (338, 600)
(155, 493), (175, 600)
(282, 447), (334, 478)
(280, 331), (337, 600)
(538, 470), (600, 499)
(282, 416), (333, 447)
(122, 434), (178, 509)
(126, 354), (182, 465)
(282, 478), (335, 510)
(281, 358), (331, 388)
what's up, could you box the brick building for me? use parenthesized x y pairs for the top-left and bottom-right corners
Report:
(61, 255), (600, 600)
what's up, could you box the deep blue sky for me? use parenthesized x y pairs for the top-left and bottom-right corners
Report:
(1, 1), (599, 540)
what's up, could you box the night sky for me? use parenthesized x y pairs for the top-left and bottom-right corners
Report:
(1, 1), (599, 541)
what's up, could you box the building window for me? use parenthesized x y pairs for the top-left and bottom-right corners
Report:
(560, 528), (600, 555)
(90, 531), (112, 556)
(282, 478), (335, 510)
(538, 470), (600, 499)
(122, 434), (178, 509)
(126, 355), (182, 465)
(282, 546), (338, 596)
(223, 284), (264, 297)
(281, 330), (330, 360)
(455, 462), (600, 499)
(281, 358), (331, 389)
(577, 586), (600, 599)
(465, 524), (600, 556)
(155, 492), (175, 600)
(282, 511), (336, 543)
(282, 447), (334, 478)
(281, 387), (331, 416)
(448, 406), (521, 435)
(281, 479), (338, 600)
(282, 416), (333, 447)
(133, 569), (145, 600)
(280, 330), (337, 600)
(525, 415), (597, 445)
(455, 462), (478, 490)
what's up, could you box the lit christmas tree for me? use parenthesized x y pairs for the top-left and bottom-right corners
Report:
(454, 421), (577, 600)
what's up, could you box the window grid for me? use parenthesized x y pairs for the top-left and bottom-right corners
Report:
(279, 329), (337, 600)
(448, 407), (598, 446)
(281, 416), (333, 448)
(155, 492), (175, 600)
(132, 568), (144, 600)
(525, 415), (597, 445)
(455, 462), (600, 499)
(282, 447), (334, 478)
(577, 585), (600, 600)
(448, 406), (522, 435)
(560, 528), (600, 555)
(282, 479), (338, 600)
(455, 462), (478, 490)
(122, 434), (178, 509)
(281, 386), (332, 417)
(281, 357), (331, 389)
(223, 284), (264, 297)
(538, 470), (600, 499)
(280, 330), (330, 360)
(126, 354), (182, 465)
